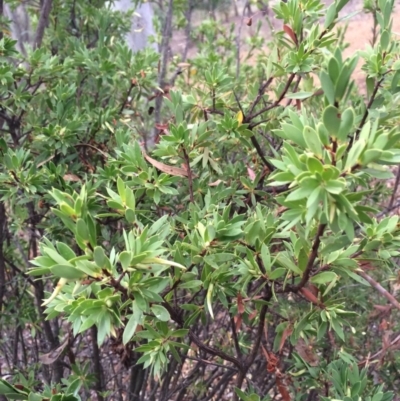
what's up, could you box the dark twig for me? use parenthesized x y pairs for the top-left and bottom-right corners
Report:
(250, 135), (275, 172)
(248, 73), (296, 124)
(356, 77), (384, 135)
(248, 77), (273, 117)
(230, 317), (242, 361)
(188, 330), (241, 369)
(290, 223), (326, 292)
(119, 82), (135, 114)
(182, 147), (194, 203)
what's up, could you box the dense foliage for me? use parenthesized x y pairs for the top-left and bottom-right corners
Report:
(1, 0), (400, 400)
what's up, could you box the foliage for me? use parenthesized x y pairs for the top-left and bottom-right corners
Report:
(1, 0), (400, 400)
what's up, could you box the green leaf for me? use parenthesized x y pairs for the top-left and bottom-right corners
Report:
(51, 265), (86, 280)
(307, 157), (323, 174)
(324, 3), (337, 28)
(276, 253), (303, 275)
(117, 176), (126, 202)
(119, 251), (132, 270)
(76, 218), (89, 241)
(303, 126), (322, 157)
(320, 71), (335, 104)
(56, 242), (76, 261)
(325, 179), (346, 195)
(323, 105), (341, 138)
(123, 308), (142, 344)
(311, 271), (337, 284)
(322, 235), (351, 254)
(151, 305), (171, 322)
(93, 246), (106, 268)
(338, 107), (355, 142)
(344, 139), (366, 171)
(360, 149), (382, 165)
(331, 318), (345, 341)
(269, 268), (286, 280)
(286, 185), (315, 202)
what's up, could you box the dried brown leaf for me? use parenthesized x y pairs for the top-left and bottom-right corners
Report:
(63, 173), (81, 182)
(209, 179), (224, 187)
(276, 375), (291, 401)
(279, 325), (293, 354)
(247, 165), (256, 181)
(295, 338), (319, 366)
(143, 152), (189, 177)
(234, 315), (242, 332)
(237, 293), (245, 314)
(39, 336), (69, 365)
(248, 309), (258, 321)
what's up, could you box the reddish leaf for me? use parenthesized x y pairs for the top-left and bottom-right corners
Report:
(283, 24), (298, 45)
(279, 325), (293, 353)
(247, 165), (256, 181)
(237, 293), (245, 314)
(295, 338), (319, 366)
(246, 17), (252, 26)
(248, 309), (258, 320)
(306, 283), (319, 298)
(379, 318), (388, 331)
(234, 315), (243, 332)
(299, 287), (324, 307)
(276, 375), (291, 401)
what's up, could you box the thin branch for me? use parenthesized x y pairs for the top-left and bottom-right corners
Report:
(250, 135), (275, 172)
(356, 269), (400, 310)
(356, 77), (384, 135)
(154, 0), (174, 137)
(245, 303), (268, 368)
(188, 330), (242, 369)
(290, 223), (326, 292)
(185, 356), (237, 371)
(119, 82), (135, 114)
(247, 77), (273, 117)
(230, 317), (242, 361)
(389, 166), (400, 209)
(248, 73), (296, 124)
(182, 147), (194, 203)
(358, 331), (400, 366)
(236, 0), (249, 79)
(34, 0), (53, 49)
(74, 143), (109, 158)
(285, 74), (302, 107)
(0, 202), (6, 313)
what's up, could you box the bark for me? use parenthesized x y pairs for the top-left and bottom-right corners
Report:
(91, 326), (105, 401)
(112, 1), (158, 53)
(153, 0), (174, 143)
(4, 3), (31, 56)
(0, 203), (6, 314)
(34, 0), (53, 49)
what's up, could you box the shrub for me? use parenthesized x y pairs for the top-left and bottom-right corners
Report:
(1, 0), (400, 400)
